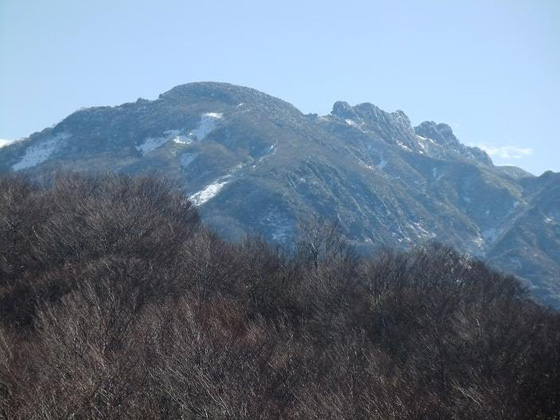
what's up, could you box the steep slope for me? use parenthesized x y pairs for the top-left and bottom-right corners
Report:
(0, 82), (558, 306)
(485, 172), (560, 307)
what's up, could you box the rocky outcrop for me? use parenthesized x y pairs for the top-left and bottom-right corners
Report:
(0, 82), (557, 307)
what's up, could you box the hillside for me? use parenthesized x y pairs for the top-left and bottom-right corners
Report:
(0, 82), (558, 306)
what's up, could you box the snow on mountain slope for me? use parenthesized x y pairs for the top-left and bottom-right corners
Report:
(190, 179), (229, 206)
(13, 133), (69, 171)
(136, 130), (185, 154)
(0, 82), (557, 307)
(192, 112), (222, 141)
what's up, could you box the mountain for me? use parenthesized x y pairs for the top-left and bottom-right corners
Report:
(1, 82), (558, 307)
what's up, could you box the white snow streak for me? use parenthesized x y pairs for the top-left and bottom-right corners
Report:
(172, 134), (193, 145)
(190, 180), (229, 206)
(397, 141), (412, 152)
(192, 113), (222, 141)
(136, 112), (222, 154)
(136, 135), (172, 154)
(136, 129), (195, 154)
(13, 133), (68, 171)
(473, 235), (485, 249)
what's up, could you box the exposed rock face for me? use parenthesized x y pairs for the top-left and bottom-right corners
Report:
(415, 121), (493, 165)
(416, 121), (458, 146)
(332, 101), (417, 149)
(0, 82), (558, 307)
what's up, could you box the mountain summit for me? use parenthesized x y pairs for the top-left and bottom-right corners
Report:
(1, 82), (558, 306)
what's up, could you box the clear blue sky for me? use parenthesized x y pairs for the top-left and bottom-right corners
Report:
(1, 0), (558, 175)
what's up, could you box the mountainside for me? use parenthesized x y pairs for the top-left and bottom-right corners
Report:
(1, 82), (558, 307)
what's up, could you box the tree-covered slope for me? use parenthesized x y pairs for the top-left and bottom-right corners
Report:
(1, 174), (559, 419)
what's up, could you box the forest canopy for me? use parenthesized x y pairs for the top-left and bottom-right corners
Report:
(1, 173), (559, 419)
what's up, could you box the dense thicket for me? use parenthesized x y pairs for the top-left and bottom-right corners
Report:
(0, 173), (559, 419)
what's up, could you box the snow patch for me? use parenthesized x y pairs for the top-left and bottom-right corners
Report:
(136, 130), (190, 154)
(137, 128), (199, 154)
(190, 179), (229, 206)
(397, 140), (412, 152)
(416, 135), (428, 151)
(345, 118), (370, 133)
(172, 134), (193, 145)
(13, 133), (68, 171)
(188, 158), (243, 206)
(417, 135), (435, 145)
(137, 136), (170, 154)
(204, 112), (223, 119)
(473, 235), (485, 249)
(191, 113), (222, 141)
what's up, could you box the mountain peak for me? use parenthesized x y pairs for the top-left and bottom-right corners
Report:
(414, 121), (492, 165)
(331, 101), (357, 120)
(159, 82), (303, 118)
(160, 81), (256, 103)
(415, 121), (458, 147)
(330, 101), (417, 149)
(330, 101), (491, 165)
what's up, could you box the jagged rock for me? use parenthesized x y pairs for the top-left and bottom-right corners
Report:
(0, 82), (558, 307)
(415, 121), (492, 165)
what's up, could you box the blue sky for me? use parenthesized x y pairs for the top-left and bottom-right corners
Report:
(1, 0), (558, 175)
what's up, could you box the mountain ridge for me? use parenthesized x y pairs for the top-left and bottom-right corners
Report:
(0, 82), (558, 307)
